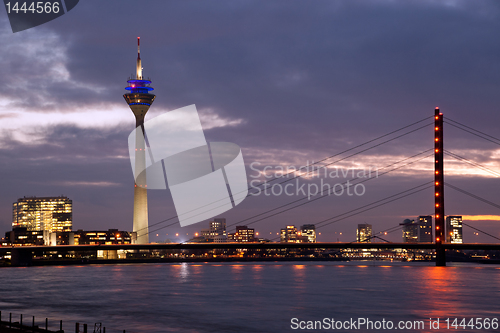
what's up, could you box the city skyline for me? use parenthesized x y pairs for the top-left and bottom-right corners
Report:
(0, 1), (499, 244)
(2, 2), (500, 333)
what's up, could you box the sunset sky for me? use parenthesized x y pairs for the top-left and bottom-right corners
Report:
(0, 0), (499, 243)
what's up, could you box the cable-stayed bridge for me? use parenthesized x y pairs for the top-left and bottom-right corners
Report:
(2, 108), (499, 267)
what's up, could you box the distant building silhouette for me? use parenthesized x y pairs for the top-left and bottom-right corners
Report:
(400, 219), (418, 243)
(446, 216), (463, 243)
(418, 216), (433, 242)
(357, 223), (372, 242)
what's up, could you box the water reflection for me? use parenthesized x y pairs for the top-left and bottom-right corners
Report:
(252, 265), (263, 286)
(0, 263), (499, 333)
(411, 266), (487, 326)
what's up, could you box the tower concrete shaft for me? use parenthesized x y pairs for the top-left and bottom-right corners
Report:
(123, 37), (156, 244)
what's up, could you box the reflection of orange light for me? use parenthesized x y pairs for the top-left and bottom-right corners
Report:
(450, 232), (453, 236)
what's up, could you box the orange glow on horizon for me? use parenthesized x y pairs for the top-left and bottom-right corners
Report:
(462, 215), (500, 221)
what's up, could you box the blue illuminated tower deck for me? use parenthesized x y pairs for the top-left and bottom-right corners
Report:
(123, 37), (155, 244)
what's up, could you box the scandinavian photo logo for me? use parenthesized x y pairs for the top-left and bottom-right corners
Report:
(248, 162), (378, 199)
(128, 105), (248, 227)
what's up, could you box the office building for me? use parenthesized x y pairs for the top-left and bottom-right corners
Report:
(280, 225), (299, 243)
(446, 216), (463, 244)
(12, 196), (72, 232)
(401, 219), (418, 243)
(73, 229), (133, 245)
(210, 218), (227, 242)
(198, 218), (227, 242)
(209, 218), (227, 237)
(228, 226), (256, 242)
(357, 223), (372, 243)
(418, 215), (433, 242)
(301, 224), (316, 243)
(4, 227), (44, 246)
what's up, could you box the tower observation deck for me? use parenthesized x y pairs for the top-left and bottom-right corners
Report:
(123, 37), (156, 244)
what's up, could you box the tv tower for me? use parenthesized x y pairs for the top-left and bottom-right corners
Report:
(123, 37), (156, 244)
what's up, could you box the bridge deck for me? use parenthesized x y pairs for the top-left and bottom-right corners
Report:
(1, 242), (500, 252)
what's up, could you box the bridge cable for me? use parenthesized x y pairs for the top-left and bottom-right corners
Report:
(461, 222), (500, 242)
(146, 151), (433, 237)
(138, 121), (434, 236)
(445, 117), (500, 144)
(267, 182), (434, 242)
(148, 151), (433, 238)
(225, 150), (433, 229)
(444, 183), (500, 242)
(445, 182), (500, 211)
(444, 120), (500, 147)
(444, 150), (500, 178)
